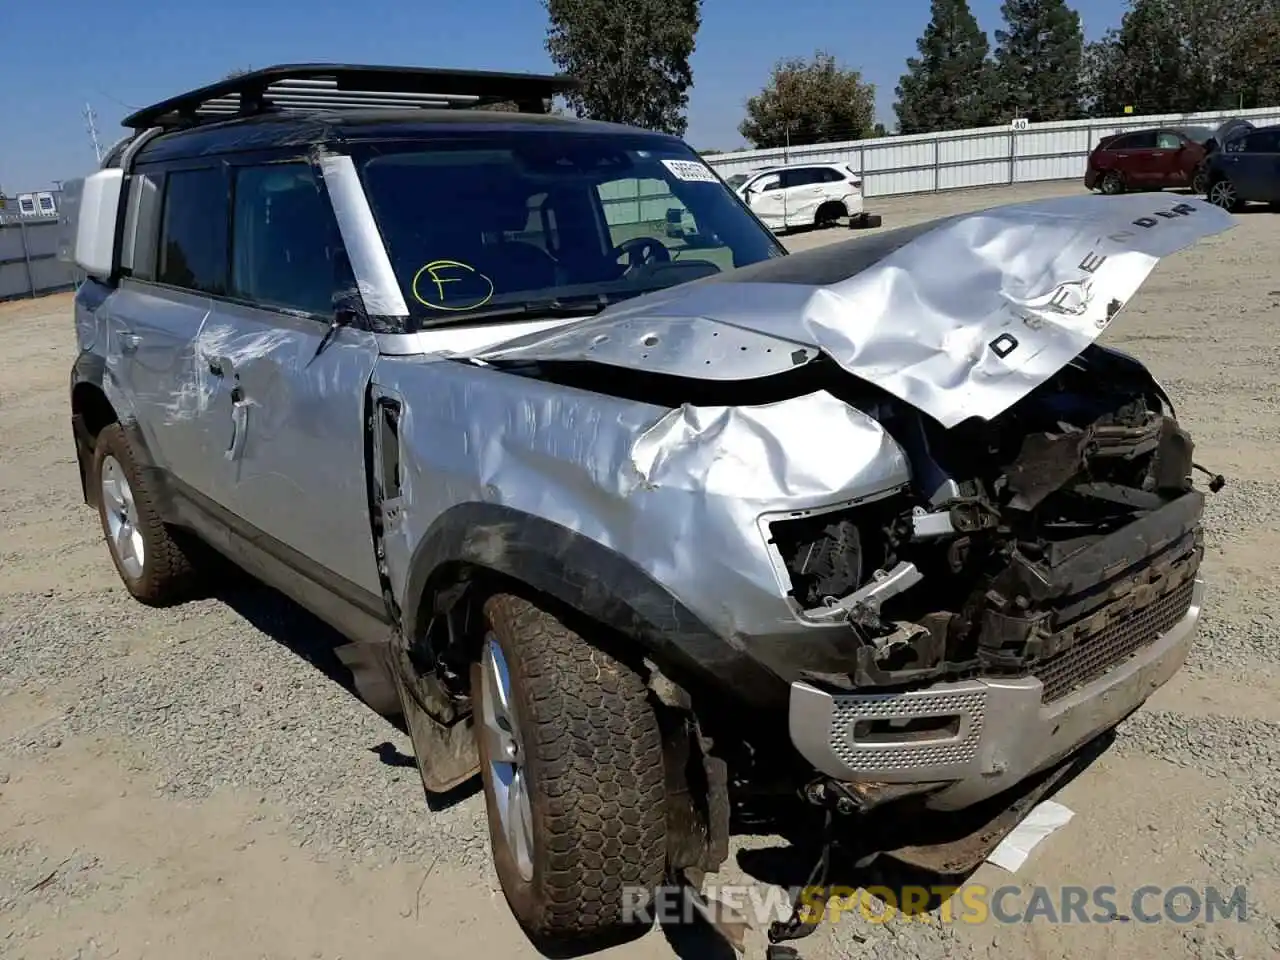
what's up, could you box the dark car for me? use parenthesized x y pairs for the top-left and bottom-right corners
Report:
(1204, 123), (1280, 211)
(1084, 127), (1207, 195)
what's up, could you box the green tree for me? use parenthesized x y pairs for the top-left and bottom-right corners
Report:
(542, 0), (701, 136)
(895, 0), (998, 134)
(739, 52), (876, 148)
(993, 0), (1085, 120)
(1081, 0), (1189, 115)
(1081, 0), (1280, 116)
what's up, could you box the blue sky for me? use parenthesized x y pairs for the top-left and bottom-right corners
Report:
(0, 0), (1125, 192)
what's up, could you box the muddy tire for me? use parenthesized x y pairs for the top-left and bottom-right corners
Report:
(93, 423), (199, 606)
(474, 593), (666, 944)
(1100, 170), (1125, 195)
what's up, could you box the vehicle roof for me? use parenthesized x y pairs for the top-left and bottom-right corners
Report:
(127, 108), (684, 166)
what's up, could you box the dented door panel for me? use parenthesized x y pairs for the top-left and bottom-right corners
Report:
(107, 280), (224, 499)
(197, 301), (383, 597)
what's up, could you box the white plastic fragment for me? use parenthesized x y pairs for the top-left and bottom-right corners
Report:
(986, 799), (1075, 873)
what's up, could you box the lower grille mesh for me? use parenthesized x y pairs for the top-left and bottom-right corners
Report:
(1033, 580), (1196, 703)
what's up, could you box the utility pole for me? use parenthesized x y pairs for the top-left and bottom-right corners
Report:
(83, 103), (103, 164)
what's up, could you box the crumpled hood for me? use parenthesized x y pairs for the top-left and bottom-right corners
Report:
(480, 194), (1233, 428)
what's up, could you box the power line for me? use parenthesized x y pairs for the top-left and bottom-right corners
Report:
(84, 103), (103, 164)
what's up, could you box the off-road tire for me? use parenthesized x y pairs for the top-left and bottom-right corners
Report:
(93, 423), (199, 606)
(1099, 170), (1125, 195)
(475, 593), (666, 944)
(814, 200), (846, 229)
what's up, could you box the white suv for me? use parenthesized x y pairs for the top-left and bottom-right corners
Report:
(730, 162), (871, 231)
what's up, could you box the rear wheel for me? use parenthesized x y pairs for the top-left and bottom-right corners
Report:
(1100, 170), (1125, 195)
(1191, 165), (1209, 195)
(474, 593), (666, 944)
(1208, 177), (1241, 211)
(814, 200), (846, 229)
(93, 423), (200, 605)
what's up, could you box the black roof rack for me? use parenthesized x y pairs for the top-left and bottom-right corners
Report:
(122, 63), (580, 130)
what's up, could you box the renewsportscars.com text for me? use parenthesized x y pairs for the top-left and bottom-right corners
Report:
(622, 883), (1249, 927)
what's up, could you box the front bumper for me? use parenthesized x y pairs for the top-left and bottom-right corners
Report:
(789, 577), (1203, 810)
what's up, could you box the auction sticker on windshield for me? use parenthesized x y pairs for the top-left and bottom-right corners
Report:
(662, 159), (719, 183)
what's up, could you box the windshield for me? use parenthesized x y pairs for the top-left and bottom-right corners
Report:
(352, 133), (786, 328)
(723, 173), (749, 190)
(1177, 125), (1215, 143)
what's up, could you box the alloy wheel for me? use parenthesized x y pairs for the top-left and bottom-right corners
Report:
(100, 455), (145, 579)
(479, 634), (535, 882)
(1209, 180), (1237, 210)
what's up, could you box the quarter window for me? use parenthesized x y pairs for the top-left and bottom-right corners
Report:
(157, 168), (228, 295)
(231, 163), (342, 316)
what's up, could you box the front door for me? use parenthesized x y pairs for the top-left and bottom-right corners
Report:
(1234, 130), (1280, 201)
(208, 160), (383, 597)
(744, 172), (786, 229)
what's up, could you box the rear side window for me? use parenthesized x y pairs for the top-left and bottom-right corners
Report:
(817, 168), (846, 183)
(157, 168), (228, 295)
(231, 163), (343, 316)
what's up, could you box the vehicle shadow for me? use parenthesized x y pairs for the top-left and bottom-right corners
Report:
(733, 729), (1114, 925)
(209, 577), (483, 810)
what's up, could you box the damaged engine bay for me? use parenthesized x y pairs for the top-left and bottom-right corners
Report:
(769, 344), (1218, 697)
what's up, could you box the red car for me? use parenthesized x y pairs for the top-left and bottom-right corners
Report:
(1084, 127), (1209, 195)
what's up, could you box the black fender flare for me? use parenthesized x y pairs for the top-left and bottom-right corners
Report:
(399, 502), (788, 710)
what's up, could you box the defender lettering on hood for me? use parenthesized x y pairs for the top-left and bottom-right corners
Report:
(479, 194), (1232, 427)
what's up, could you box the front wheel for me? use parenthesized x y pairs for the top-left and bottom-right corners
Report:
(1208, 178), (1241, 211)
(474, 593), (667, 944)
(1191, 165), (1209, 195)
(1100, 170), (1125, 195)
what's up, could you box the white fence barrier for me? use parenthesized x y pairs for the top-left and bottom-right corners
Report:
(701, 106), (1280, 198)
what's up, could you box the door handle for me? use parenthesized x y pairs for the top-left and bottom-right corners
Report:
(117, 330), (141, 354)
(226, 394), (249, 462)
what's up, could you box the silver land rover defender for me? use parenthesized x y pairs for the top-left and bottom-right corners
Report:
(63, 63), (1230, 955)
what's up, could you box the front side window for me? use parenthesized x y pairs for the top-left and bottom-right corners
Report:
(231, 163), (343, 316)
(353, 134), (785, 329)
(1111, 131), (1156, 150)
(1156, 132), (1182, 149)
(157, 167), (228, 295)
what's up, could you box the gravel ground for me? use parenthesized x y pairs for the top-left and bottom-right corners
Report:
(2, 180), (1278, 960)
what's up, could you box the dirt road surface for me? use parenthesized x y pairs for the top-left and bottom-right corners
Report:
(3, 181), (1278, 960)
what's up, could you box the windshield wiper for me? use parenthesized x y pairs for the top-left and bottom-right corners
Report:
(418, 293), (617, 328)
